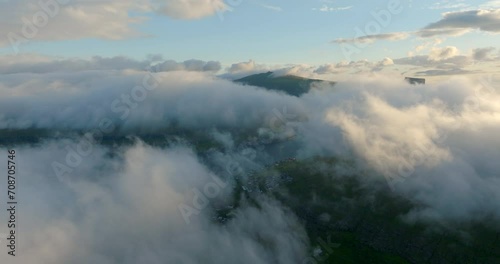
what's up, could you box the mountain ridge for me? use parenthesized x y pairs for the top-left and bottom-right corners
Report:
(234, 71), (335, 96)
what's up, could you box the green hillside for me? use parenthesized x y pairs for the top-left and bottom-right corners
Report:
(234, 71), (334, 96)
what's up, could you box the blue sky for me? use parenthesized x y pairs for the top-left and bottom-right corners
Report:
(0, 0), (499, 77)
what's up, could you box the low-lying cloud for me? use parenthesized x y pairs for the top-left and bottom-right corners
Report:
(0, 141), (309, 263)
(1, 66), (500, 262)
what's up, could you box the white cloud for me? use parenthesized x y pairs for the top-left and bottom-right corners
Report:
(298, 74), (500, 222)
(0, 0), (152, 48)
(0, 69), (306, 130)
(331, 8), (500, 46)
(0, 141), (309, 263)
(480, 0), (500, 9)
(428, 46), (460, 61)
(228, 60), (258, 73)
(154, 59), (221, 72)
(422, 9), (500, 34)
(260, 4), (282, 12)
(472, 47), (497, 61)
(380, 57), (394, 66)
(429, 1), (470, 10)
(332, 32), (410, 44)
(371, 57), (394, 72)
(221, 60), (272, 79)
(314, 64), (343, 74)
(0, 54), (220, 74)
(393, 45), (500, 75)
(0, 0), (229, 49)
(154, 0), (227, 19)
(313, 5), (352, 12)
(272, 64), (317, 78)
(415, 28), (471, 38)
(0, 62), (500, 245)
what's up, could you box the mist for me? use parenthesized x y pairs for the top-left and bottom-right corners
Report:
(1, 67), (500, 262)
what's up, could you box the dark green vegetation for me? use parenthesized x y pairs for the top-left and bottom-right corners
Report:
(234, 71), (335, 96)
(226, 158), (500, 264)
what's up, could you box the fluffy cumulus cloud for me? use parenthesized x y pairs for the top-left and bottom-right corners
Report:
(154, 0), (227, 19)
(223, 59), (383, 79)
(0, 55), (221, 74)
(314, 64), (341, 74)
(472, 47), (497, 61)
(414, 28), (470, 38)
(229, 60), (258, 73)
(394, 55), (466, 68)
(371, 57), (394, 71)
(414, 9), (500, 38)
(332, 8), (500, 46)
(221, 60), (271, 79)
(0, 54), (153, 74)
(379, 57), (394, 66)
(0, 0), (227, 49)
(0, 69), (305, 131)
(428, 46), (460, 61)
(0, 0), (151, 48)
(272, 65), (317, 78)
(423, 9), (500, 33)
(311, 59), (398, 76)
(224, 60), (380, 79)
(392, 46), (500, 76)
(298, 74), (500, 223)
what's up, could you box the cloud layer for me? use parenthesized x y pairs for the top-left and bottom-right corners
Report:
(423, 9), (500, 33)
(332, 9), (500, 45)
(1, 62), (500, 262)
(0, 142), (308, 263)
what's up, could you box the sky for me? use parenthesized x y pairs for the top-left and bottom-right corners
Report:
(0, 0), (499, 79)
